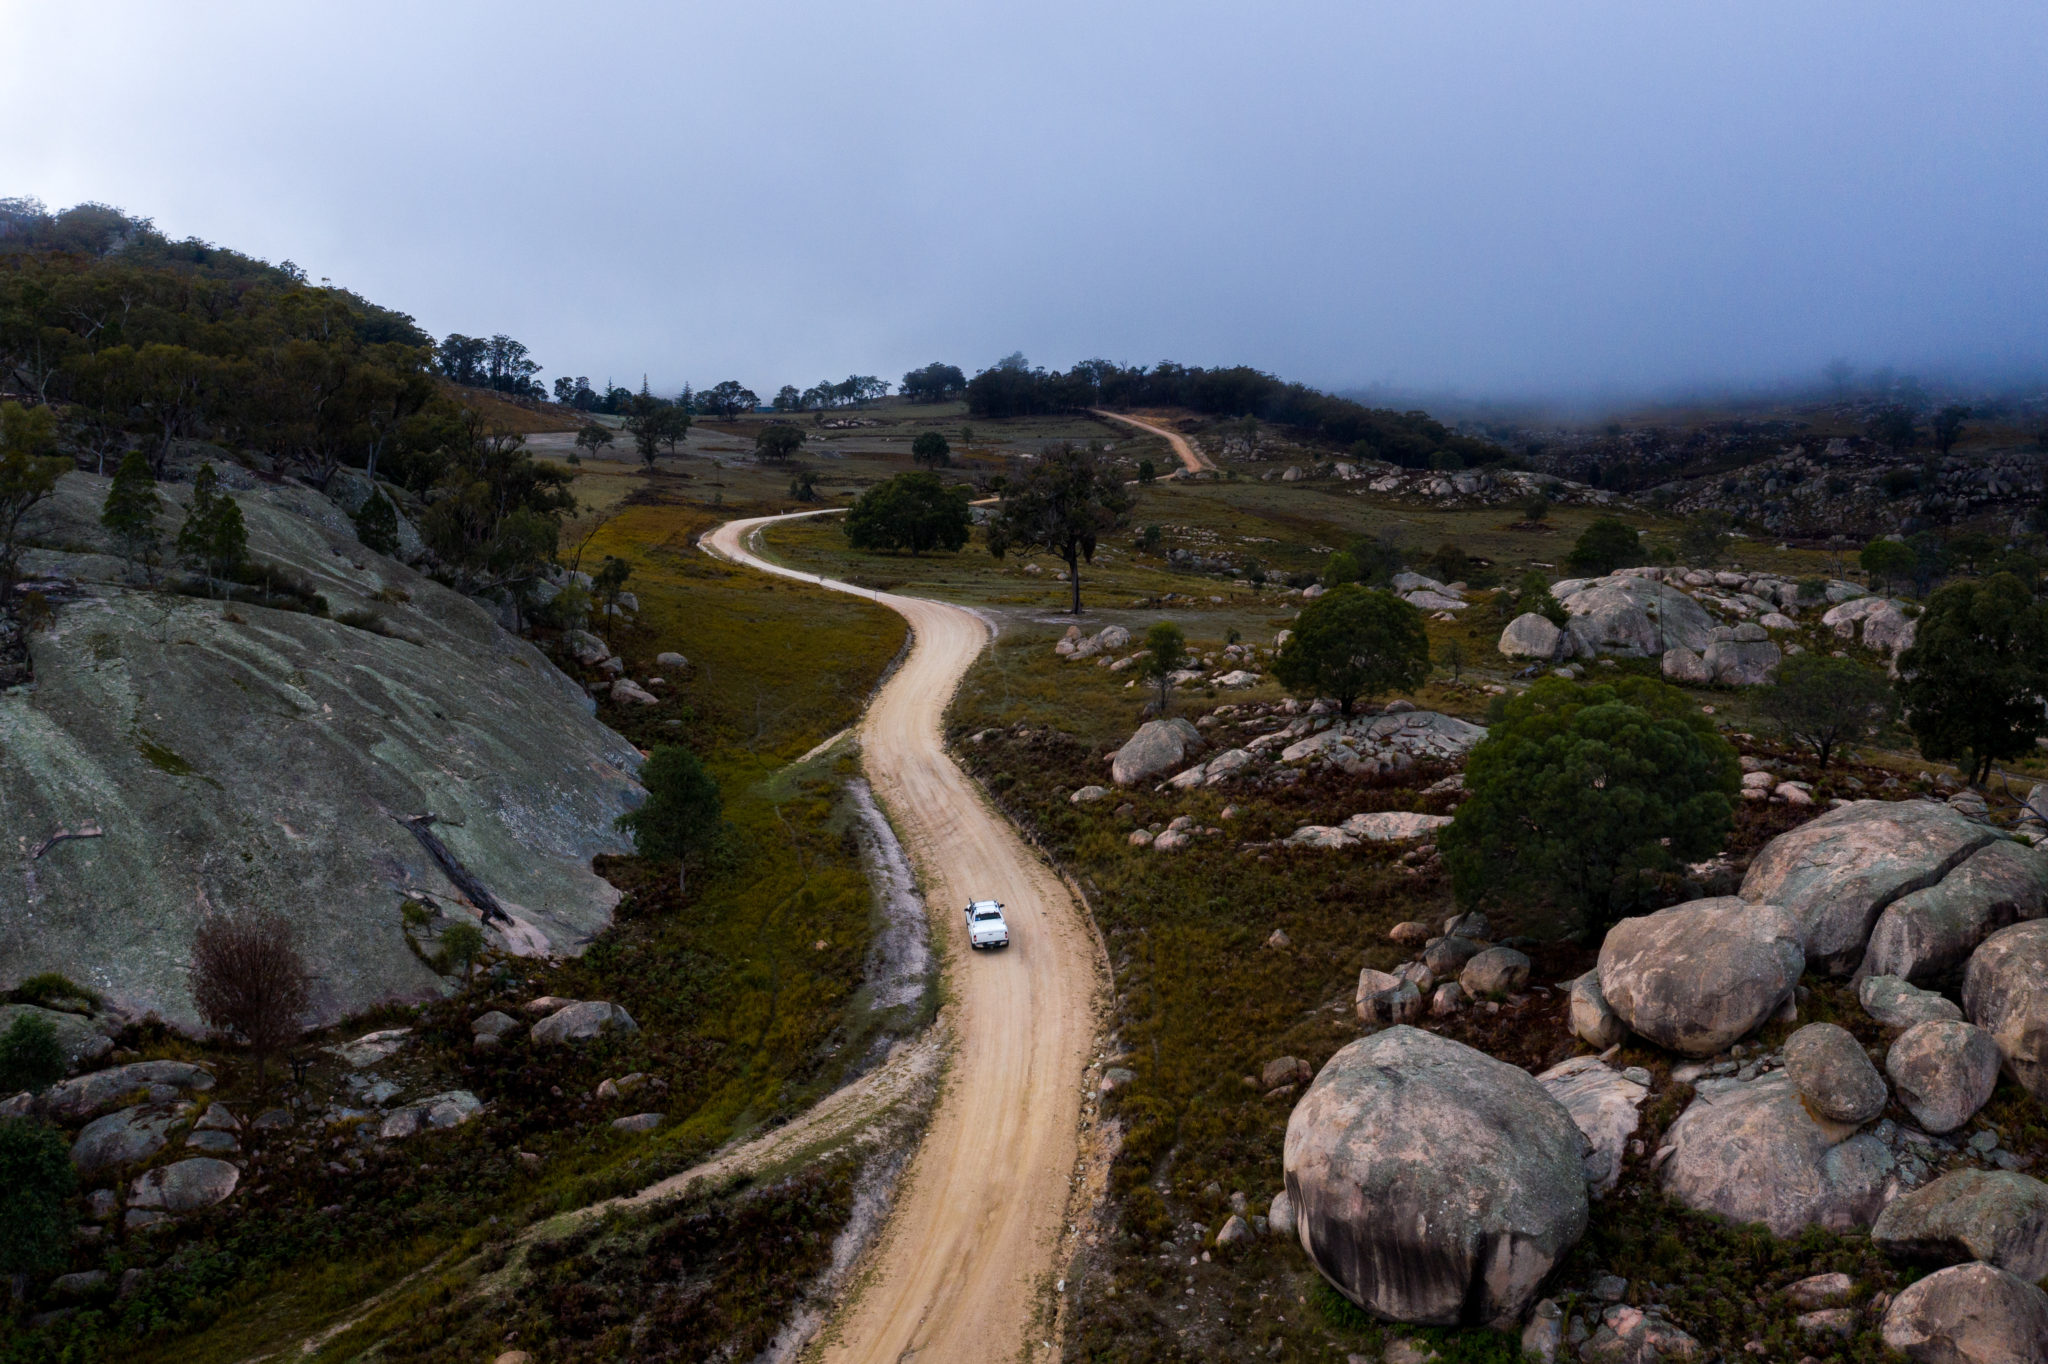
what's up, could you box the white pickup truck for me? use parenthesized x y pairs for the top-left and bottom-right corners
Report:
(965, 899), (1011, 950)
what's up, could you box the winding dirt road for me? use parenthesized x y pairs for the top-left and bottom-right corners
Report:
(704, 513), (1103, 1364)
(1090, 408), (1214, 474)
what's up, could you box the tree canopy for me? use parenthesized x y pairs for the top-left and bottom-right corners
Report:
(900, 362), (966, 403)
(1440, 677), (1739, 929)
(0, 1117), (74, 1285)
(616, 744), (723, 892)
(1566, 517), (1641, 576)
(1143, 620), (1187, 713)
(1758, 653), (1896, 768)
(985, 442), (1133, 614)
(845, 471), (972, 556)
(754, 423), (806, 462)
(1270, 584), (1430, 714)
(1896, 572), (2048, 783)
(911, 430), (951, 468)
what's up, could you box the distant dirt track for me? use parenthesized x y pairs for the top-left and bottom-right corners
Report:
(1090, 408), (1214, 474)
(704, 512), (1102, 1364)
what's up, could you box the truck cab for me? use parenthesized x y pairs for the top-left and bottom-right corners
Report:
(965, 899), (1010, 950)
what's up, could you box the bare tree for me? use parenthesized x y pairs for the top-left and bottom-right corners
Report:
(189, 908), (313, 1088)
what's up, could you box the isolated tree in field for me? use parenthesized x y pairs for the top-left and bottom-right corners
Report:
(1677, 510), (1729, 566)
(1439, 637), (1466, 681)
(1142, 621), (1187, 713)
(911, 431), (951, 469)
(1324, 533), (1403, 588)
(788, 467), (818, 502)
(845, 471), (971, 555)
(1896, 573), (2048, 784)
(1137, 458), (1156, 485)
(1271, 585), (1430, 715)
(985, 443), (1134, 614)
(1567, 517), (1640, 576)
(176, 464), (248, 595)
(1521, 495), (1550, 524)
(574, 423), (615, 461)
(352, 488), (400, 557)
(0, 1118), (74, 1298)
(101, 449), (164, 581)
(772, 385), (803, 412)
(1861, 538), (1917, 596)
(1440, 677), (1738, 930)
(625, 398), (688, 464)
(1426, 541), (1469, 584)
(1758, 654), (1896, 768)
(189, 908), (314, 1088)
(0, 1014), (64, 1096)
(1931, 404), (1971, 456)
(0, 401), (65, 600)
(616, 744), (722, 893)
(754, 423), (806, 462)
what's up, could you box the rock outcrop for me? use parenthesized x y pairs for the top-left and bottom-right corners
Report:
(1880, 1261), (2048, 1364)
(1739, 800), (1997, 975)
(1661, 1072), (1891, 1236)
(1283, 1027), (1588, 1327)
(1863, 838), (2048, 985)
(1886, 1021), (2000, 1134)
(1534, 1057), (1648, 1197)
(2, 472), (643, 1028)
(1108, 718), (1205, 787)
(0, 1003), (112, 1072)
(1872, 1169), (2048, 1280)
(1554, 577), (1716, 657)
(1961, 919), (2048, 1100)
(1596, 898), (1804, 1056)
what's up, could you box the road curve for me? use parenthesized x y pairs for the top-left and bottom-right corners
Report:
(703, 512), (1102, 1364)
(1090, 408), (1215, 474)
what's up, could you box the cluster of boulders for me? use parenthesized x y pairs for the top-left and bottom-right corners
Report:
(1496, 563), (1906, 684)
(1271, 795), (2048, 1357)
(1388, 571), (1470, 617)
(559, 627), (688, 708)
(1349, 465), (1613, 508)
(1102, 701), (1486, 795)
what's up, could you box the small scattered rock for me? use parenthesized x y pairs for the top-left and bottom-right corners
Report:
(611, 1113), (664, 1133)
(530, 1001), (638, 1045)
(1783, 1022), (1889, 1125)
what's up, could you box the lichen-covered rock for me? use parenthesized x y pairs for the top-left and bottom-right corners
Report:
(1961, 919), (2048, 1100)
(1865, 838), (2048, 985)
(1569, 971), (1628, 1049)
(129, 1156), (240, 1213)
(1597, 898), (1804, 1056)
(1339, 811), (1453, 842)
(1660, 646), (1712, 685)
(1558, 577), (1716, 657)
(2, 473), (643, 1028)
(1702, 638), (1782, 685)
(1782, 1023), (1888, 1125)
(530, 1001), (638, 1045)
(1461, 946), (1530, 998)
(71, 1105), (176, 1174)
(1579, 1304), (1702, 1363)
(1535, 1057), (1648, 1197)
(1880, 1261), (2048, 1364)
(1861, 975), (1966, 1029)
(1661, 1072), (1892, 1237)
(1282, 1027), (1589, 1327)
(38, 1061), (214, 1123)
(1872, 1169), (2048, 1280)
(1109, 718), (1205, 786)
(1886, 1021), (2001, 1134)
(1499, 612), (1566, 660)
(1740, 800), (1996, 975)
(1423, 935), (1485, 978)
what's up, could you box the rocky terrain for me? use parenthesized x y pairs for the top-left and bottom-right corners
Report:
(2, 465), (643, 1028)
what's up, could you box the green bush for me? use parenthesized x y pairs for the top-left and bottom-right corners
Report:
(616, 745), (724, 892)
(352, 488), (400, 556)
(1897, 572), (2048, 783)
(1441, 676), (1739, 930)
(1272, 585), (1430, 715)
(0, 1015), (64, 1095)
(1566, 517), (1641, 576)
(0, 1117), (74, 1281)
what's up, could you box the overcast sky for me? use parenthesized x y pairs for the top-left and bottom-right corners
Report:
(6, 2), (2044, 404)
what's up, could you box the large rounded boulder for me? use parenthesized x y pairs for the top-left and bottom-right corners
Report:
(1108, 718), (1205, 787)
(1864, 838), (2048, 986)
(1283, 1027), (1589, 1328)
(1739, 800), (1997, 975)
(1872, 1169), (2048, 1280)
(1597, 897), (1804, 1056)
(1880, 1261), (2048, 1364)
(1961, 919), (2048, 1100)
(1661, 1072), (1891, 1237)
(1782, 1023), (1888, 1125)
(1556, 577), (1716, 657)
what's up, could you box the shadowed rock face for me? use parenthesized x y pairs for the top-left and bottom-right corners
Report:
(1, 473), (642, 1029)
(1283, 1027), (1589, 1328)
(1739, 800), (1998, 976)
(1865, 838), (2048, 987)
